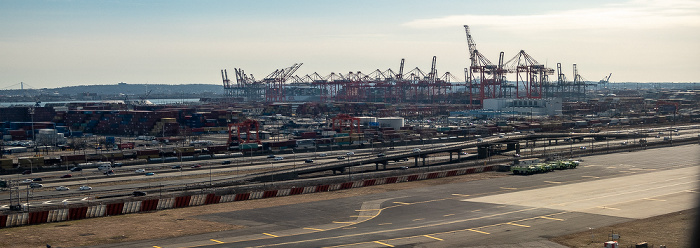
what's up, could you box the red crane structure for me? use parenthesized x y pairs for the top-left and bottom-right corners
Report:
(331, 114), (360, 134)
(227, 119), (262, 145)
(263, 63), (303, 102)
(503, 50), (555, 99)
(464, 25), (507, 108)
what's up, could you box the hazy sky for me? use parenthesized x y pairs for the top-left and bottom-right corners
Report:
(1, 0), (699, 89)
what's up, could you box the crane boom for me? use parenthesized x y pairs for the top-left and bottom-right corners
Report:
(464, 25), (477, 67)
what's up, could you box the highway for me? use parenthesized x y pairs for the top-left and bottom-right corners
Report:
(3, 125), (698, 210)
(98, 143), (699, 248)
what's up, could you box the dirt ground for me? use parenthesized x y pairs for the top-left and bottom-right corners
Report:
(0, 171), (696, 248)
(550, 208), (696, 248)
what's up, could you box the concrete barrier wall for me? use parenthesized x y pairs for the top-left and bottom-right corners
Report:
(2, 163), (498, 228)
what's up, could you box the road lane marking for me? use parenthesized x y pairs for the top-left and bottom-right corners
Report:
(304, 227), (325, 231)
(543, 181), (562, 184)
(413, 218), (424, 221)
(424, 235), (443, 241)
(581, 176), (600, 179)
(472, 209), (481, 212)
(333, 221), (355, 224)
(262, 233), (279, 237)
(349, 215), (373, 218)
(378, 223), (392, 226)
(374, 241), (394, 247)
(256, 208), (540, 248)
(451, 193), (470, 197)
(210, 239), (224, 244)
(500, 187), (517, 190)
(355, 209), (381, 211)
(443, 214), (454, 217)
(643, 198), (666, 201)
(466, 229), (490, 234)
(153, 246), (162, 248)
(506, 222), (530, 228)
(540, 216), (564, 221)
(342, 227), (356, 229)
(597, 206), (621, 210)
(393, 202), (410, 205)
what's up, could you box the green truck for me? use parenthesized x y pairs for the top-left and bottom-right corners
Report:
(512, 159), (579, 175)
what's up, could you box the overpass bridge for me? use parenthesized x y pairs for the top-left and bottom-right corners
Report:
(243, 132), (647, 182)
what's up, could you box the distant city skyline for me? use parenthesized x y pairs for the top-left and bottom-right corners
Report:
(1, 0), (699, 89)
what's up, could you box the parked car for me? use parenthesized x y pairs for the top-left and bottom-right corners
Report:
(267, 155), (276, 159)
(21, 170), (32, 175)
(412, 148), (421, 152)
(318, 153), (328, 157)
(145, 172), (155, 176)
(132, 191), (147, 196)
(171, 165), (182, 169)
(274, 156), (284, 160)
(221, 160), (231, 165)
(69, 167), (82, 172)
(55, 186), (70, 191)
(29, 183), (43, 188)
(337, 156), (346, 160)
(191, 164), (202, 168)
(135, 169), (146, 173)
(377, 153), (385, 157)
(304, 159), (314, 163)
(60, 174), (72, 178)
(346, 151), (355, 156)
(32, 178), (42, 181)
(79, 185), (92, 191)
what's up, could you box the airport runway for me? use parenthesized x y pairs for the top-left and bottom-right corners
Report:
(97, 144), (699, 248)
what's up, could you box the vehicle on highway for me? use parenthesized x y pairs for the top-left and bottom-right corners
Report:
(304, 159), (314, 163)
(60, 174), (72, 178)
(346, 151), (355, 156)
(318, 153), (328, 157)
(267, 155), (276, 158)
(21, 170), (31, 175)
(399, 166), (409, 170)
(580, 146), (586, 150)
(171, 165), (182, 169)
(113, 162), (123, 167)
(477, 138), (484, 142)
(191, 164), (202, 168)
(412, 148), (421, 152)
(274, 156), (284, 160)
(97, 163), (113, 172)
(55, 186), (69, 191)
(221, 160), (231, 165)
(79, 185), (92, 191)
(32, 178), (42, 181)
(513, 154), (521, 157)
(145, 172), (155, 176)
(69, 167), (82, 172)
(337, 156), (346, 160)
(29, 183), (43, 188)
(132, 191), (147, 196)
(377, 153), (385, 157)
(105, 170), (116, 176)
(460, 152), (468, 155)
(22, 179), (33, 183)
(135, 169), (146, 173)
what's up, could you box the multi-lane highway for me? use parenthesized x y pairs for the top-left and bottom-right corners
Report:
(94, 143), (698, 248)
(3, 125), (698, 211)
